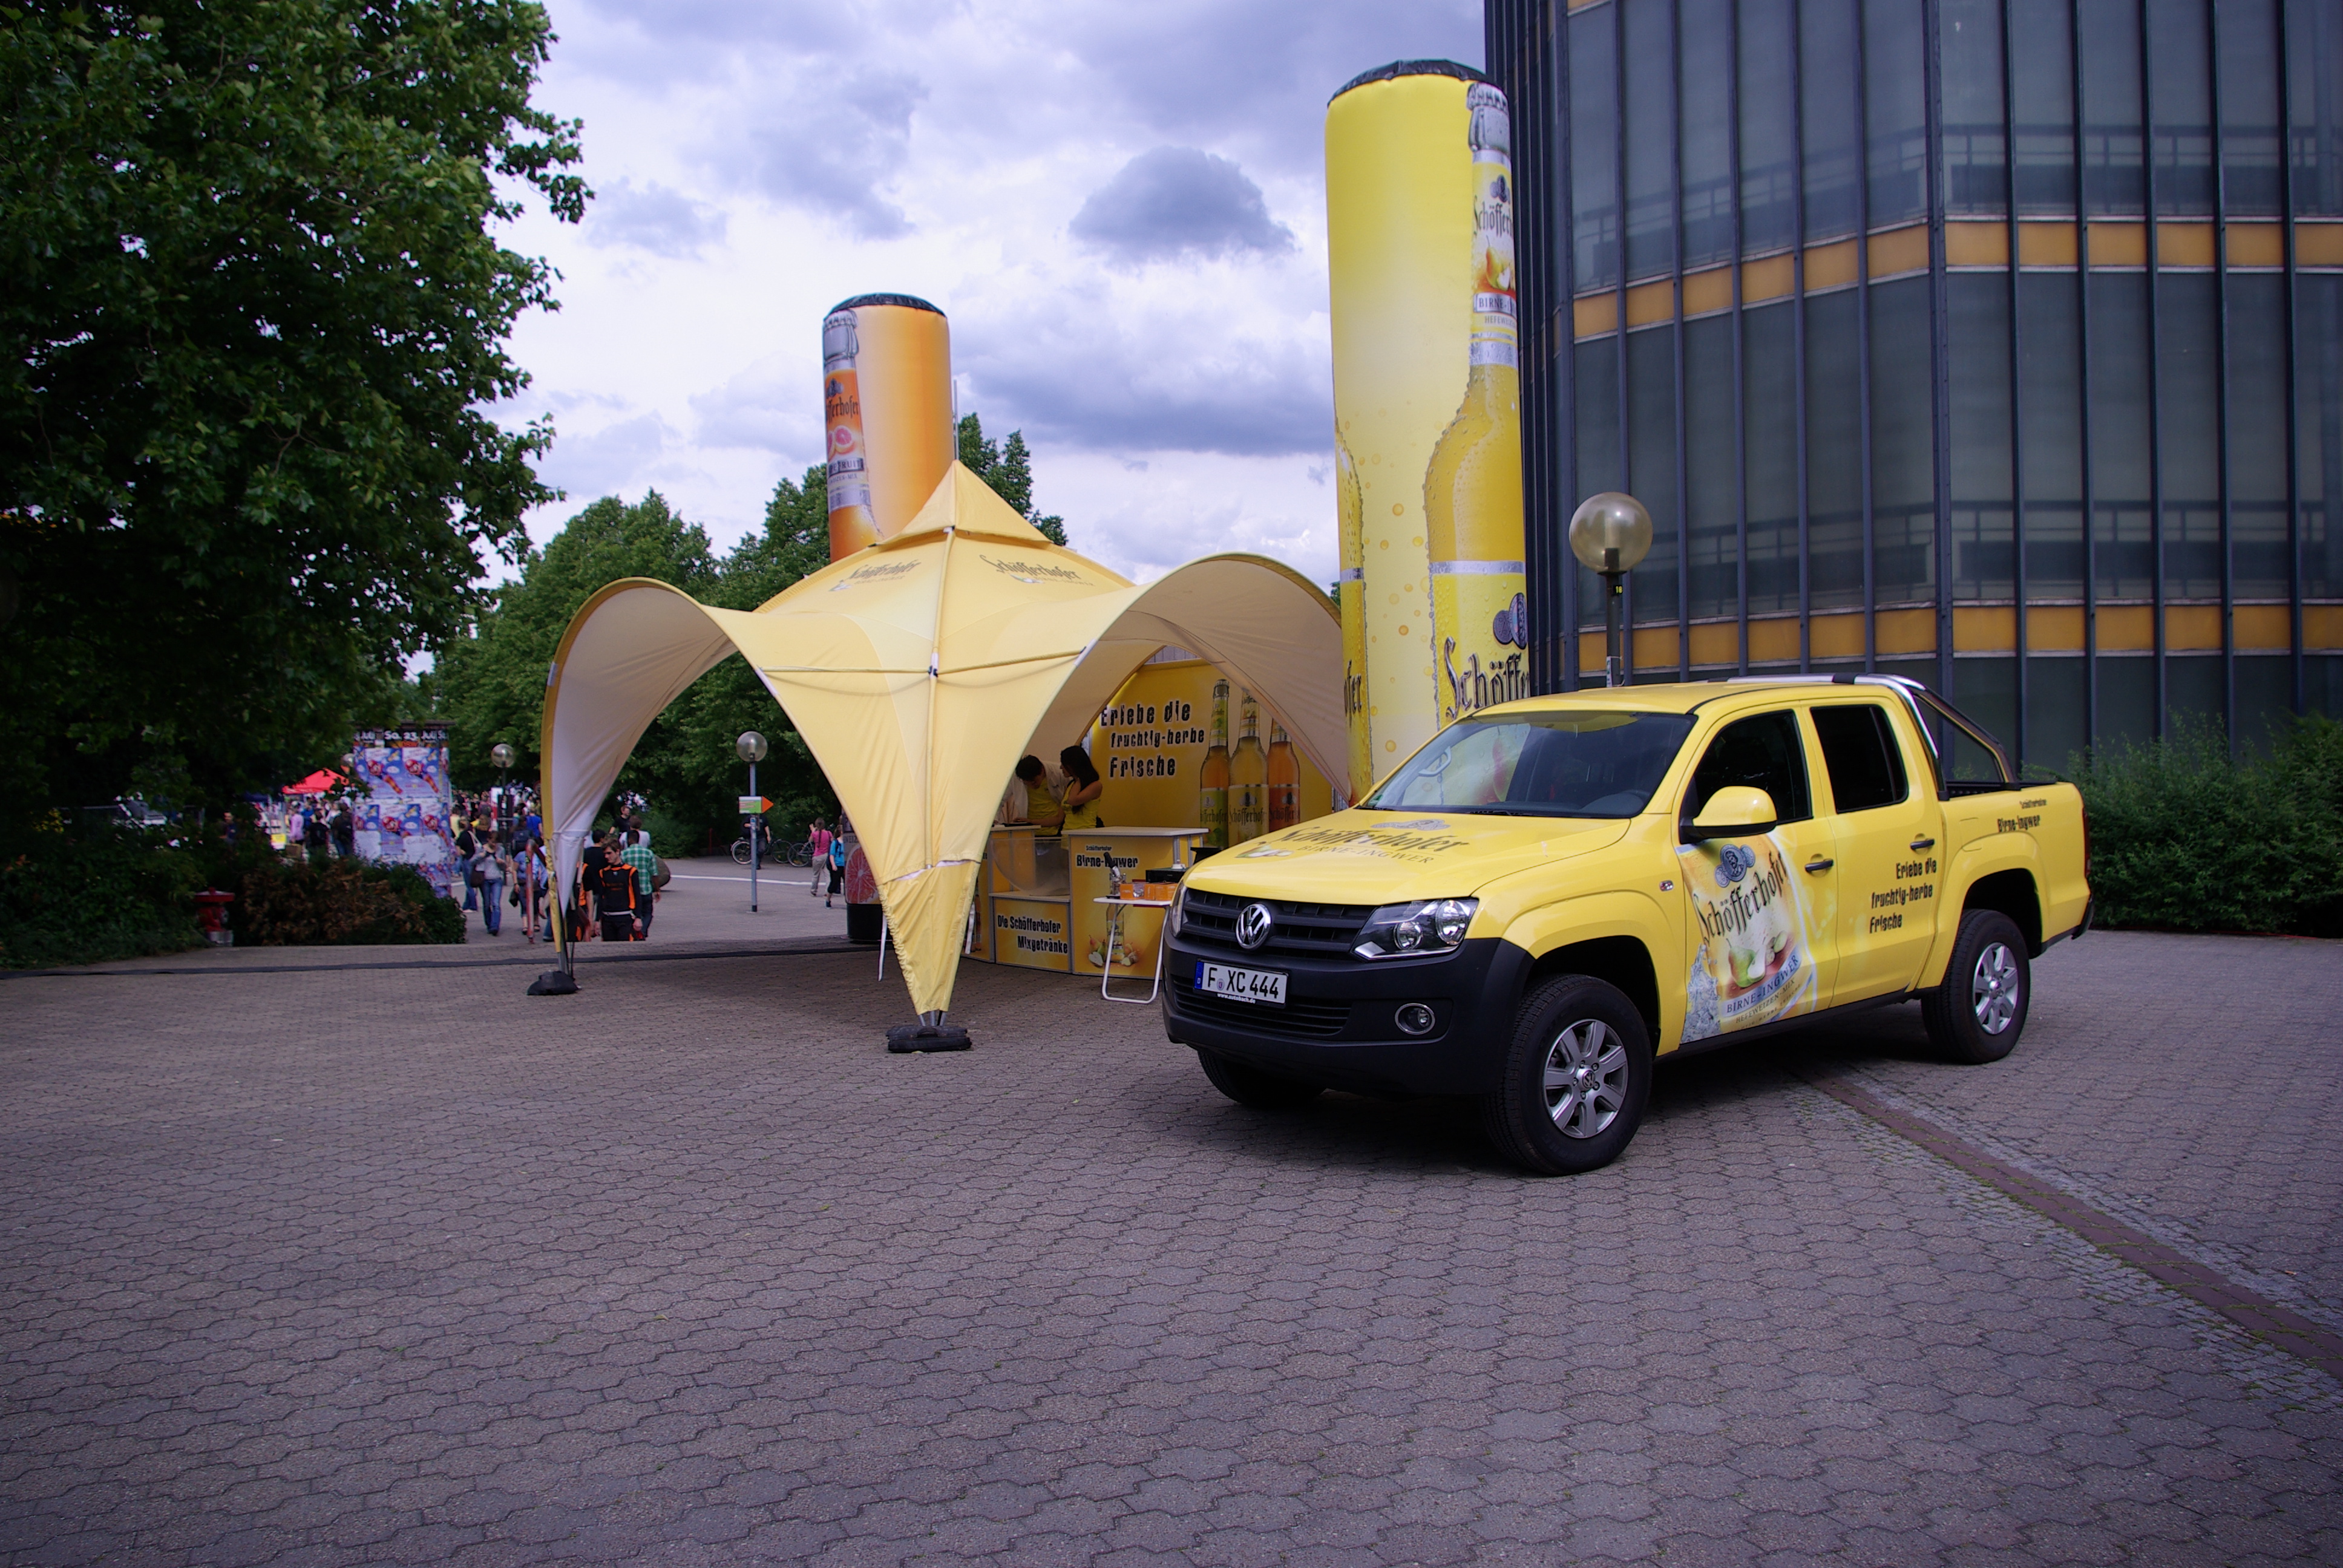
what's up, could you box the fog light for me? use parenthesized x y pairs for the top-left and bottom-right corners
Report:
(1395, 1003), (1436, 1036)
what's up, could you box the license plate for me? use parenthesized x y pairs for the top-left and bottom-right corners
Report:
(1194, 961), (1286, 1005)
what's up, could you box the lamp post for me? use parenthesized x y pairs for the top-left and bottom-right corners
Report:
(737, 731), (767, 913)
(490, 743), (514, 834)
(1568, 493), (1655, 688)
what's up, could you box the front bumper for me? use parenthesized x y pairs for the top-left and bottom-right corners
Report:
(1159, 934), (1529, 1097)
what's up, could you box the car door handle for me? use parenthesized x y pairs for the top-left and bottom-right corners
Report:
(1804, 858), (1834, 873)
(1909, 837), (1936, 851)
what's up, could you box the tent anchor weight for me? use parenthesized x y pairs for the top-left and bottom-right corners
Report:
(528, 932), (579, 996)
(888, 1011), (971, 1053)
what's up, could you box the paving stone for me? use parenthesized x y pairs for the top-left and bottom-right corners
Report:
(0, 930), (2338, 1563)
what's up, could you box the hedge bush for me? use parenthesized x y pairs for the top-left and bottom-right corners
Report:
(2072, 715), (2343, 938)
(0, 826), (203, 969)
(234, 858), (465, 946)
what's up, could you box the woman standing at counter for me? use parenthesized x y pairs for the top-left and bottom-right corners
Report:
(1060, 745), (1104, 831)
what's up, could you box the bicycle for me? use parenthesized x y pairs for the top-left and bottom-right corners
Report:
(731, 835), (813, 867)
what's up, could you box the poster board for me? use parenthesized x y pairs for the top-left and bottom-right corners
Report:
(350, 726), (457, 898)
(1085, 656), (1335, 834)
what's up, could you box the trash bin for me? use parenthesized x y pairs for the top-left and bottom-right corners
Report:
(845, 902), (884, 944)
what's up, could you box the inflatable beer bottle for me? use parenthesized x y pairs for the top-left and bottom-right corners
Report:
(1336, 436), (1371, 803)
(1230, 692), (1267, 844)
(1198, 681), (1230, 849)
(1424, 81), (1529, 727)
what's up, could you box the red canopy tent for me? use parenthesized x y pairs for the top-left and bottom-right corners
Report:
(281, 769), (345, 795)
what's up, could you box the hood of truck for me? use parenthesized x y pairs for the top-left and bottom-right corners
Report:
(1187, 809), (1631, 906)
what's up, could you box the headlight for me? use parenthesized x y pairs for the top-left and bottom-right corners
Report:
(1353, 898), (1478, 960)
(1165, 885), (1186, 939)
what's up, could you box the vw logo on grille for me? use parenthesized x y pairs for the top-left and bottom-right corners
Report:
(1236, 902), (1276, 951)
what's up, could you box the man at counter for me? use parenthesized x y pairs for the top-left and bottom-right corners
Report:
(997, 755), (1065, 834)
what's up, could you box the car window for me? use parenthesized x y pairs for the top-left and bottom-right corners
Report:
(1683, 711), (1811, 824)
(1810, 704), (1909, 813)
(1364, 710), (1696, 818)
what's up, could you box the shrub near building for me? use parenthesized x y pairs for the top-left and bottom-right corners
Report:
(2074, 718), (2343, 938)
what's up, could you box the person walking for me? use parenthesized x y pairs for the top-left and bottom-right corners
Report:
(301, 808), (331, 865)
(619, 828), (658, 938)
(807, 818), (833, 898)
(825, 829), (848, 909)
(330, 803), (356, 858)
(454, 820), (479, 912)
(477, 832), (508, 936)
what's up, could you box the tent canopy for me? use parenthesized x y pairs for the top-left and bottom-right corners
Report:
(540, 463), (1345, 1018)
(281, 769), (345, 795)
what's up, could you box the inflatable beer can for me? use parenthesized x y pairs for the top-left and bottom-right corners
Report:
(822, 294), (955, 561)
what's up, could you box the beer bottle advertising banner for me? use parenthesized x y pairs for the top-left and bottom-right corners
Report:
(1326, 64), (1529, 783)
(1676, 835), (1826, 1041)
(822, 294), (955, 561)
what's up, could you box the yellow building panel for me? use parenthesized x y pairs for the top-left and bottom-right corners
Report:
(1804, 237), (1859, 290)
(1874, 608), (1935, 655)
(2235, 604), (2290, 650)
(2088, 220), (2148, 267)
(1633, 624), (1682, 668)
(2296, 222), (2343, 267)
(2027, 604), (2086, 652)
(2097, 604), (2154, 650)
(1953, 605), (2017, 652)
(1747, 616), (1801, 664)
(1574, 292), (1617, 338)
(2226, 222), (2284, 267)
(1682, 266), (1734, 316)
(2158, 221), (2217, 267)
(1688, 620), (1740, 667)
(1742, 252), (1795, 303)
(1625, 277), (1677, 327)
(2018, 221), (2079, 267)
(1945, 221), (2007, 267)
(1868, 224), (1931, 276)
(1809, 610), (1866, 660)
(2308, 604), (2343, 649)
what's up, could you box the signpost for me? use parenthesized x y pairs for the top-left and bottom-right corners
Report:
(736, 733), (769, 911)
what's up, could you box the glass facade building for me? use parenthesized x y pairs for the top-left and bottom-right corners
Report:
(1485, 0), (2343, 766)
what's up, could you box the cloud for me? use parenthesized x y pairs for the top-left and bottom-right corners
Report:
(688, 362), (821, 460)
(536, 411), (677, 501)
(956, 290), (1331, 459)
(585, 179), (728, 257)
(727, 65), (927, 239)
(1070, 148), (1294, 266)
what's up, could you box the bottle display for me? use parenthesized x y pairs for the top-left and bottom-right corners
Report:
(1424, 80), (1529, 727)
(1230, 693), (1268, 844)
(1267, 723), (1300, 832)
(1198, 681), (1230, 849)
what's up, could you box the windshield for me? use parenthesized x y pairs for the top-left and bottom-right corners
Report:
(1362, 710), (1696, 818)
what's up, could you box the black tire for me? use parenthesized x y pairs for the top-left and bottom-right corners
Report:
(1480, 975), (1653, 1176)
(1922, 909), (2030, 1064)
(1196, 1048), (1323, 1110)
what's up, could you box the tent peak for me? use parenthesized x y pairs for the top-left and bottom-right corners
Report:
(882, 462), (1052, 549)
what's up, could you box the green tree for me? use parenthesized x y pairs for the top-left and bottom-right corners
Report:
(0, 0), (585, 833)
(434, 476), (838, 851)
(957, 414), (1067, 545)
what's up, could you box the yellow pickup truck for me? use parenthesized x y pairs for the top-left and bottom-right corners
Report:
(1160, 675), (2091, 1175)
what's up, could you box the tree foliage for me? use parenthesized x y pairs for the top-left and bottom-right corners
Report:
(0, 0), (585, 833)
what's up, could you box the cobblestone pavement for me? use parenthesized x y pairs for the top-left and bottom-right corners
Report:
(1, 931), (2337, 1566)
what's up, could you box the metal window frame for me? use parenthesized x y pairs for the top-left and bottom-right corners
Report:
(1732, 0), (1753, 676)
(2073, 0), (2101, 748)
(1671, 0), (1693, 679)
(2142, 0), (2169, 737)
(1614, 0), (1636, 680)
(2212, 0), (2236, 751)
(1857, 0), (1879, 676)
(1794, 0), (1814, 673)
(2003, 0), (2031, 769)
(2280, 0), (2304, 716)
(1925, 0), (1956, 731)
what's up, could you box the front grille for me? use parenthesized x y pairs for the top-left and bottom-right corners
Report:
(1182, 890), (1375, 960)
(1167, 976), (1353, 1038)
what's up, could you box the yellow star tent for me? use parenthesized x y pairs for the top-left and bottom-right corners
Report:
(539, 463), (1346, 1026)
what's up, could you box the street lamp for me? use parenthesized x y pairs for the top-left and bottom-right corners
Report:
(737, 731), (767, 912)
(490, 742), (515, 834)
(1568, 492), (1654, 688)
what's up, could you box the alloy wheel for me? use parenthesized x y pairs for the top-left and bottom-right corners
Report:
(1542, 1019), (1627, 1140)
(1971, 941), (2022, 1034)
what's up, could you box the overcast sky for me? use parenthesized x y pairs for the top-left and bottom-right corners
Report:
(496, 0), (1483, 587)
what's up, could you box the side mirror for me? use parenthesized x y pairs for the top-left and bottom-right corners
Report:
(1682, 785), (1778, 843)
